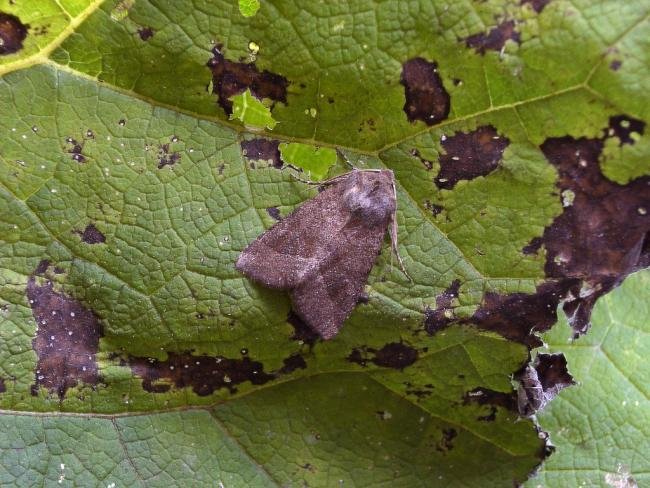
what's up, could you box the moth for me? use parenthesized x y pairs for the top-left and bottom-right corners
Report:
(236, 169), (407, 339)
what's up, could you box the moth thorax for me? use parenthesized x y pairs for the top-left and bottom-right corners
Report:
(342, 179), (395, 226)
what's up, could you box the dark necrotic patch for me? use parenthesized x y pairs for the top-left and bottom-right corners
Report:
(463, 387), (518, 412)
(128, 352), (275, 396)
(436, 428), (457, 453)
(606, 115), (645, 146)
(0, 377), (5, 393)
(137, 26), (154, 41)
(279, 353), (307, 374)
(207, 45), (288, 115)
(520, 0), (552, 13)
(424, 200), (444, 217)
(522, 236), (543, 255)
(516, 353), (575, 416)
(469, 280), (577, 347)
(0, 12), (28, 55)
(266, 207), (282, 221)
(533, 353), (574, 391)
(609, 59), (622, 71)
(77, 224), (106, 244)
(476, 406), (498, 422)
(436, 125), (509, 189)
(411, 148), (434, 170)
(424, 280), (461, 333)
(372, 342), (418, 369)
(27, 276), (102, 399)
(35, 259), (50, 275)
(465, 20), (521, 55)
(66, 138), (86, 163)
(347, 342), (419, 370)
(158, 143), (181, 168)
(538, 131), (649, 336)
(288, 310), (320, 347)
(400, 57), (450, 126)
(241, 138), (282, 168)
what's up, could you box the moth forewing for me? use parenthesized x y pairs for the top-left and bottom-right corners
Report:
(236, 168), (410, 339)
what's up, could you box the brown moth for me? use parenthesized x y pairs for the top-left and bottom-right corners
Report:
(235, 169), (405, 339)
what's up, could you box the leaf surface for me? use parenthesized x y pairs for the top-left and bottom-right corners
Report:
(0, 0), (648, 486)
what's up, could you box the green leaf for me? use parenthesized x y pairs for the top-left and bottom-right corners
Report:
(278, 142), (337, 181)
(230, 88), (277, 130)
(238, 0), (260, 18)
(526, 270), (650, 487)
(0, 0), (648, 485)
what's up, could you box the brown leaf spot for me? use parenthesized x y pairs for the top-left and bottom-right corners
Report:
(288, 310), (320, 347)
(158, 143), (181, 168)
(424, 200), (444, 217)
(35, 259), (50, 275)
(404, 381), (434, 400)
(76, 223), (106, 244)
(463, 387), (518, 412)
(465, 20), (521, 55)
(520, 0), (552, 13)
(137, 26), (154, 41)
(65, 137), (86, 163)
(266, 207), (281, 221)
(241, 138), (282, 168)
(410, 148), (433, 171)
(128, 352), (275, 396)
(278, 353), (307, 374)
(436, 125), (509, 189)
(539, 129), (649, 336)
(609, 59), (622, 71)
(207, 45), (288, 115)
(470, 281), (577, 347)
(606, 115), (645, 146)
(400, 58), (450, 126)
(27, 277), (102, 399)
(348, 342), (419, 370)
(436, 428), (457, 453)
(424, 280), (460, 333)
(522, 236), (543, 255)
(0, 12), (28, 55)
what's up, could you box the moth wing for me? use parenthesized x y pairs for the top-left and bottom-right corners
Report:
(290, 224), (388, 339)
(235, 185), (346, 290)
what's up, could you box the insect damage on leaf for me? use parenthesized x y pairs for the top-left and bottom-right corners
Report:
(236, 169), (405, 339)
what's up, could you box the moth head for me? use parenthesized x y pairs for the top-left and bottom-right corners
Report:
(342, 170), (396, 226)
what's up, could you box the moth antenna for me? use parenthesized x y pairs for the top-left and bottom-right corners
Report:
(336, 148), (356, 170)
(389, 182), (412, 282)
